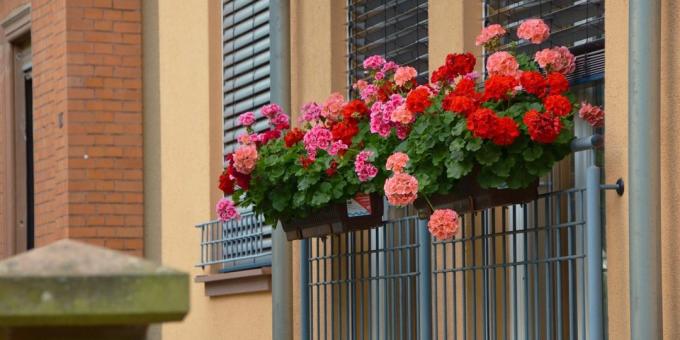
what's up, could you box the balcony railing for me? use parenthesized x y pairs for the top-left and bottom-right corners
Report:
(196, 212), (272, 272)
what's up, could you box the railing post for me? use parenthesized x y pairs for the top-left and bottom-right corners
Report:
(300, 239), (310, 340)
(417, 216), (432, 340)
(586, 165), (603, 340)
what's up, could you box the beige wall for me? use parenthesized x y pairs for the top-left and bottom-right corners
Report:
(605, 1), (680, 339)
(143, 1), (271, 340)
(144, 0), (680, 339)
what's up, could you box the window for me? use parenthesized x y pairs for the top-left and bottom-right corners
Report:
(347, 0), (429, 87)
(199, 0), (273, 273)
(222, 0), (272, 155)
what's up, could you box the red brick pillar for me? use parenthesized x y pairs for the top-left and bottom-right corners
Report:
(32, 0), (143, 255)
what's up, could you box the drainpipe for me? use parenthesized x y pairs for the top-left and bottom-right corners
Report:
(270, 1), (292, 339)
(628, 0), (662, 338)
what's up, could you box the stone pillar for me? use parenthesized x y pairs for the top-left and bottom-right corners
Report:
(0, 240), (189, 339)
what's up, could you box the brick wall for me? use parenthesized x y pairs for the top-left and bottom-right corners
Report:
(61, 0), (143, 255)
(0, 0), (143, 257)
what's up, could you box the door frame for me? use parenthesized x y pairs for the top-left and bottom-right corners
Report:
(1, 4), (31, 257)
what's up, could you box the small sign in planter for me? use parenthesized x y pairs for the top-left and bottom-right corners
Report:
(281, 193), (384, 240)
(415, 175), (539, 214)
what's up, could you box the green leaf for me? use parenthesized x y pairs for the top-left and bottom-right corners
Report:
(297, 173), (320, 190)
(446, 159), (472, 179)
(522, 144), (543, 161)
(451, 120), (466, 136)
(475, 144), (501, 165)
(465, 138), (482, 151)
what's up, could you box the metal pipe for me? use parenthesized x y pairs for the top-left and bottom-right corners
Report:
(270, 1), (292, 339)
(628, 0), (662, 338)
(300, 239), (310, 340)
(417, 217), (432, 340)
(586, 166), (603, 340)
(570, 134), (604, 152)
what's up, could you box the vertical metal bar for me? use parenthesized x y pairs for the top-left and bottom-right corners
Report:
(587, 166), (603, 340)
(417, 217), (432, 340)
(301, 239), (310, 340)
(629, 0), (662, 338)
(556, 194), (563, 340)
(270, 0), (292, 338)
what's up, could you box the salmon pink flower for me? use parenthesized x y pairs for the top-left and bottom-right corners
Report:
(394, 66), (418, 87)
(535, 47), (575, 75)
(386, 152), (409, 173)
(390, 104), (414, 124)
(476, 24), (507, 46)
(517, 18), (550, 44)
(384, 172), (419, 206)
(486, 51), (520, 77)
(428, 209), (460, 240)
(579, 102), (605, 127)
(233, 145), (258, 175)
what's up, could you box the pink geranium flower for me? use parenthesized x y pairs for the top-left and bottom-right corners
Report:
(216, 198), (240, 222)
(428, 209), (460, 240)
(354, 150), (378, 182)
(390, 104), (414, 125)
(517, 18), (550, 44)
(363, 55), (386, 70)
(238, 111), (256, 126)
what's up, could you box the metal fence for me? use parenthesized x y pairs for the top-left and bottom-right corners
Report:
(196, 212), (272, 272)
(431, 188), (588, 340)
(301, 185), (603, 340)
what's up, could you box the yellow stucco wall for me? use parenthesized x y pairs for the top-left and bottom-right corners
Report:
(143, 0), (680, 339)
(605, 1), (680, 339)
(143, 1), (272, 340)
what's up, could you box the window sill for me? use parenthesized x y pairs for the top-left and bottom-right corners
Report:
(195, 266), (271, 297)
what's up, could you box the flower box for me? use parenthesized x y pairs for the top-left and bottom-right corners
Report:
(280, 193), (384, 240)
(414, 173), (539, 214)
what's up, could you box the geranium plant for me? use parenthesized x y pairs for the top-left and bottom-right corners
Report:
(216, 18), (605, 241)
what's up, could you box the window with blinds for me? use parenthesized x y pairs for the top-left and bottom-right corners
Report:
(213, 0), (272, 273)
(222, 0), (271, 155)
(347, 0), (429, 87)
(484, 0), (604, 84)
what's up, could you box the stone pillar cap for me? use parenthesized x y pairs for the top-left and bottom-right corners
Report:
(0, 240), (189, 326)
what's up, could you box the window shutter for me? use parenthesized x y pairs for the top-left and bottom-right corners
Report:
(347, 0), (429, 87)
(223, 0), (271, 155)
(484, 0), (604, 83)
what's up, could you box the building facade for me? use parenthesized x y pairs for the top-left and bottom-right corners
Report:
(1, 0), (680, 339)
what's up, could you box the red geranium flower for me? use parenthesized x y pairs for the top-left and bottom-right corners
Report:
(325, 160), (338, 177)
(546, 72), (569, 95)
(377, 80), (395, 102)
(446, 52), (476, 77)
(227, 165), (251, 190)
(284, 128), (305, 147)
(544, 95), (572, 117)
(431, 53), (476, 83)
(406, 87), (432, 113)
(442, 94), (477, 117)
(523, 110), (563, 144)
(299, 156), (314, 169)
(453, 78), (477, 97)
(492, 116), (520, 146)
(258, 129), (281, 145)
(218, 169), (235, 195)
(519, 71), (546, 97)
(331, 119), (359, 146)
(342, 99), (369, 120)
(484, 75), (518, 101)
(467, 108), (498, 139)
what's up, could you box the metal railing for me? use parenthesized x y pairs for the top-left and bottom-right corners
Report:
(299, 136), (616, 340)
(196, 212), (272, 272)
